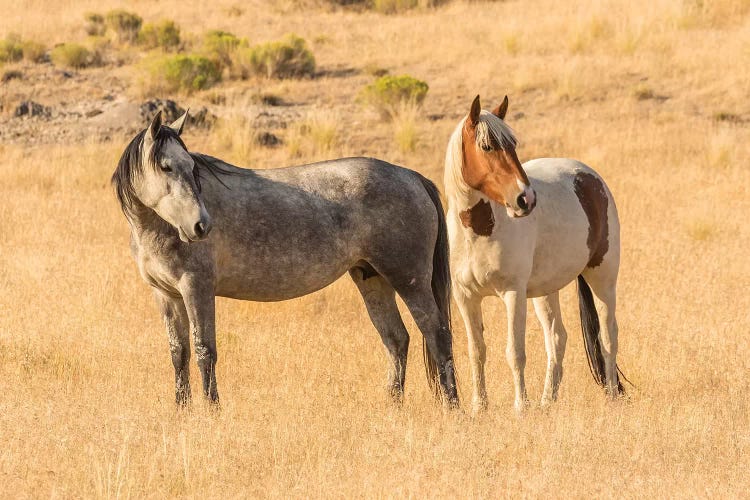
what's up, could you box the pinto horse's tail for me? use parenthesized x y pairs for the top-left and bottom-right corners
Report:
(577, 275), (626, 394)
(415, 174), (455, 402)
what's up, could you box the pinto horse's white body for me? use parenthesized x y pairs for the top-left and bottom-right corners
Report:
(445, 98), (623, 412)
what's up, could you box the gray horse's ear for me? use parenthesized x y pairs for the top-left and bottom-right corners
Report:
(170, 109), (189, 136)
(492, 95), (509, 120)
(469, 95), (481, 125)
(148, 111), (163, 141)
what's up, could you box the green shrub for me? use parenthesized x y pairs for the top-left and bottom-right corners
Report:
(84, 13), (106, 36)
(360, 74), (428, 116)
(50, 43), (100, 69)
(372, 0), (418, 13)
(0, 34), (23, 63)
(144, 54), (221, 93)
(21, 40), (46, 62)
(0, 35), (47, 64)
(105, 9), (142, 43)
(139, 20), (181, 50)
(234, 34), (315, 79)
(203, 30), (242, 69)
(326, 0), (369, 5)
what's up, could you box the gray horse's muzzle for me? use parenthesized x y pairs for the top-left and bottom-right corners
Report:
(192, 213), (212, 240)
(180, 210), (212, 243)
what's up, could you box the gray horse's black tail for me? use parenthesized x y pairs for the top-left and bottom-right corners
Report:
(577, 275), (625, 394)
(416, 175), (453, 400)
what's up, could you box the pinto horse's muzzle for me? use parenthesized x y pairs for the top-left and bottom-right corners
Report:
(509, 186), (536, 217)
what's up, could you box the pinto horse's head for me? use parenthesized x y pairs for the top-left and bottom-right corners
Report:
(460, 95), (535, 217)
(113, 110), (212, 243)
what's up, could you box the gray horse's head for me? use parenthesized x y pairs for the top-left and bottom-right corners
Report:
(114, 111), (212, 242)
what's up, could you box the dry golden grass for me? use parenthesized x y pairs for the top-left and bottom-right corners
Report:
(1, 0), (750, 497)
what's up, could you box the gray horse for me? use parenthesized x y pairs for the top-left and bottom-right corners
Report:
(112, 111), (458, 407)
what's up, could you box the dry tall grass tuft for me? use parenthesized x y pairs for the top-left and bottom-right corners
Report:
(286, 110), (341, 160)
(390, 100), (421, 153)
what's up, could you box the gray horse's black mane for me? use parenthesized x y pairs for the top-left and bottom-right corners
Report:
(112, 126), (238, 215)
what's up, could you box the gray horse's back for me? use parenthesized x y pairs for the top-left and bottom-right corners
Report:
(209, 157), (439, 301)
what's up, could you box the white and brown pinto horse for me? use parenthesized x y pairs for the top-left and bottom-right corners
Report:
(445, 95), (625, 412)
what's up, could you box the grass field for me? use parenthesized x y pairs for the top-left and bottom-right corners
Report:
(1, 0), (750, 497)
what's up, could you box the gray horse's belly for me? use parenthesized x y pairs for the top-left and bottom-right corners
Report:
(215, 257), (354, 301)
(213, 230), (358, 301)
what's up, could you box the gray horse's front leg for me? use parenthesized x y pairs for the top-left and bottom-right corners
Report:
(154, 290), (192, 406)
(179, 276), (219, 404)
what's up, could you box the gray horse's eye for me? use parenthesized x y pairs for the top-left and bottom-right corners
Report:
(160, 163), (172, 172)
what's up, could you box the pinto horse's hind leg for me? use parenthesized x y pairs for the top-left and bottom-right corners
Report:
(349, 266), (410, 403)
(154, 290), (192, 406)
(533, 292), (568, 406)
(581, 266), (621, 398)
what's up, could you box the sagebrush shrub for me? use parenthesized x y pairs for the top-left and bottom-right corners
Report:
(21, 40), (47, 62)
(84, 13), (106, 36)
(0, 35), (47, 64)
(371, 0), (446, 13)
(203, 30), (242, 69)
(105, 10), (142, 43)
(139, 20), (181, 51)
(143, 54), (221, 93)
(233, 34), (315, 79)
(360, 74), (428, 117)
(50, 43), (100, 69)
(0, 34), (23, 63)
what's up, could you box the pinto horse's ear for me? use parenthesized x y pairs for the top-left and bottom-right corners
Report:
(492, 95), (509, 120)
(469, 95), (481, 126)
(148, 111), (163, 141)
(170, 109), (189, 136)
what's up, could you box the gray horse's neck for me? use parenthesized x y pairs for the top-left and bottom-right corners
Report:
(125, 195), (176, 239)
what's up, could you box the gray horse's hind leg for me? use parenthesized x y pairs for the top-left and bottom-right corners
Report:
(397, 282), (458, 406)
(179, 276), (219, 404)
(349, 266), (410, 403)
(154, 290), (192, 406)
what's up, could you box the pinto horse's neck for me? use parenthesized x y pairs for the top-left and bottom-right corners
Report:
(444, 125), (501, 237)
(446, 169), (500, 238)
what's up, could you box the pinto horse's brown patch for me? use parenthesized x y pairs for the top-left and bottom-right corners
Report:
(460, 199), (495, 236)
(574, 172), (609, 267)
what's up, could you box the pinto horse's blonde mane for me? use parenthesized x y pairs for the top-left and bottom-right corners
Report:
(444, 110), (518, 198)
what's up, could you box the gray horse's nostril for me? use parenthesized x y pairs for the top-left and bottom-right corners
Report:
(517, 193), (528, 210)
(195, 221), (207, 238)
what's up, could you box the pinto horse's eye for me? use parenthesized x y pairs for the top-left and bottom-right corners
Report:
(481, 143), (493, 152)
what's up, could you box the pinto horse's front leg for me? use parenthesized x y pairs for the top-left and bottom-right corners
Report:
(502, 289), (529, 413)
(154, 290), (192, 406)
(454, 291), (487, 413)
(179, 276), (219, 405)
